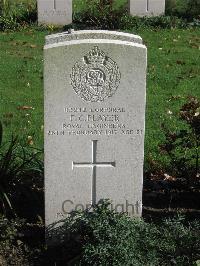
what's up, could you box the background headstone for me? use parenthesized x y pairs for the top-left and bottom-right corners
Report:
(129, 0), (165, 17)
(44, 30), (147, 226)
(37, 0), (72, 25)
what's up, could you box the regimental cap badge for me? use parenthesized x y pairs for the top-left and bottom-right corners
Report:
(71, 46), (121, 102)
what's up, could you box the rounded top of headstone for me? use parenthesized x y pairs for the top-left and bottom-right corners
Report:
(45, 30), (143, 45)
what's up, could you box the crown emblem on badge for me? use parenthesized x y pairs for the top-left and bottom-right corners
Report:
(71, 46), (121, 102)
(84, 46), (106, 65)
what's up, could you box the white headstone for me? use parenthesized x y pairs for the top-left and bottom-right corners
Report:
(129, 0), (165, 17)
(44, 30), (147, 226)
(37, 0), (72, 25)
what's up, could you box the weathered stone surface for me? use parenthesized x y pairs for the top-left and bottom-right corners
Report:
(129, 0), (165, 17)
(45, 30), (143, 45)
(44, 31), (147, 226)
(37, 0), (72, 25)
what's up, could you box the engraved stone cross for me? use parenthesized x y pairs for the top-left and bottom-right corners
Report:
(146, 0), (149, 11)
(72, 140), (116, 206)
(53, 0), (56, 10)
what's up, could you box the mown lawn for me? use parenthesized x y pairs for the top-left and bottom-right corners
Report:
(0, 27), (200, 166)
(0, 29), (45, 147)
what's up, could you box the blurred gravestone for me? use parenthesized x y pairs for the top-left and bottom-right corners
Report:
(37, 0), (72, 25)
(129, 0), (165, 16)
(44, 30), (147, 226)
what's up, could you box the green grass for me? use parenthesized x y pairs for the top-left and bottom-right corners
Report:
(0, 29), (46, 147)
(140, 28), (200, 165)
(0, 27), (200, 165)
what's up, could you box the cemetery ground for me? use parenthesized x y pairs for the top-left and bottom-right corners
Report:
(0, 26), (199, 265)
